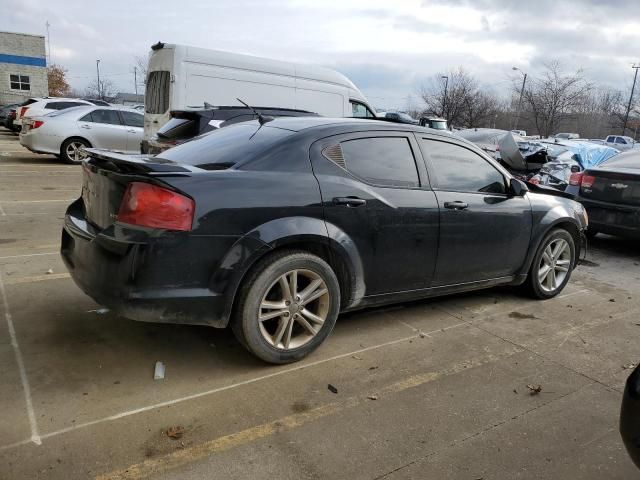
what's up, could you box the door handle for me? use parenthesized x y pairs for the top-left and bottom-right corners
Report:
(444, 201), (469, 210)
(332, 196), (367, 207)
(80, 124), (91, 129)
(127, 129), (136, 133)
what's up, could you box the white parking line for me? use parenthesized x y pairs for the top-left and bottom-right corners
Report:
(0, 322), (468, 450)
(0, 274), (41, 445)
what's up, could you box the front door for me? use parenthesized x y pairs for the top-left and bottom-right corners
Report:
(310, 132), (439, 296)
(78, 109), (128, 151)
(119, 110), (145, 153)
(418, 136), (532, 286)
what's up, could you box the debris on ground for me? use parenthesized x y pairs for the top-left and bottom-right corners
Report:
(327, 384), (338, 394)
(368, 366), (379, 371)
(623, 364), (636, 370)
(352, 355), (363, 360)
(609, 298), (616, 302)
(367, 394), (378, 401)
(509, 312), (537, 319)
(513, 389), (518, 394)
(46, 268), (54, 274)
(154, 361), (165, 380)
(526, 384), (542, 395)
(165, 426), (185, 439)
(88, 308), (109, 314)
(419, 332), (427, 338)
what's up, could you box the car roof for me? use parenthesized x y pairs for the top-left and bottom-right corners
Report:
(261, 116), (447, 134)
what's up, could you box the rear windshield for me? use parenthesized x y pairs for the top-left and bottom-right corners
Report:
(146, 71), (170, 114)
(157, 123), (294, 169)
(157, 118), (197, 139)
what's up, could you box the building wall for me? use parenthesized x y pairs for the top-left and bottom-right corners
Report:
(0, 31), (48, 105)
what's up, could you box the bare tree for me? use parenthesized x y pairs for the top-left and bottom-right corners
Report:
(84, 78), (117, 101)
(419, 67), (501, 128)
(520, 62), (592, 137)
(134, 55), (148, 85)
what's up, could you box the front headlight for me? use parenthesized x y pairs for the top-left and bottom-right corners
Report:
(575, 204), (588, 227)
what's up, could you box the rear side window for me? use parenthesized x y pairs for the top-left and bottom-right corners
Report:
(422, 139), (506, 194)
(157, 123), (294, 169)
(120, 111), (144, 127)
(340, 137), (419, 188)
(146, 71), (170, 114)
(81, 109), (122, 125)
(157, 118), (197, 139)
(45, 101), (87, 110)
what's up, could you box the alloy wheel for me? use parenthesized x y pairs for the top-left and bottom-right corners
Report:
(537, 238), (571, 293)
(258, 269), (330, 350)
(66, 142), (88, 162)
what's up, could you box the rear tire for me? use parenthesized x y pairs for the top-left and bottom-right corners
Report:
(60, 138), (91, 164)
(232, 250), (340, 364)
(525, 228), (576, 299)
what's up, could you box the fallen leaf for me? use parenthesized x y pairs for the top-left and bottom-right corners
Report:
(166, 426), (185, 439)
(46, 268), (53, 274)
(526, 384), (542, 395)
(367, 394), (378, 401)
(623, 364), (636, 370)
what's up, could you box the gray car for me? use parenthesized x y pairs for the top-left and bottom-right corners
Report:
(19, 105), (144, 164)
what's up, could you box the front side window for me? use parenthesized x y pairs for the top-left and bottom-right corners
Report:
(340, 137), (419, 188)
(350, 101), (375, 118)
(9, 74), (30, 91)
(146, 71), (170, 114)
(615, 137), (627, 144)
(422, 139), (506, 194)
(81, 109), (122, 125)
(606, 136), (615, 143)
(120, 111), (144, 127)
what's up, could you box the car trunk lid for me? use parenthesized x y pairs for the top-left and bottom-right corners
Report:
(81, 149), (191, 230)
(580, 169), (640, 207)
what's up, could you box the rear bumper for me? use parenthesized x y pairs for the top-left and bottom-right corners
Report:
(61, 199), (243, 328)
(19, 130), (59, 155)
(621, 365), (640, 469)
(577, 197), (640, 238)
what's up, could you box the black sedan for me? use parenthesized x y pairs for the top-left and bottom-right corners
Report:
(61, 118), (588, 363)
(621, 364), (640, 469)
(574, 150), (640, 238)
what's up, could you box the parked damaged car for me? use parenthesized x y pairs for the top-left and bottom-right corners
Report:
(573, 150), (640, 239)
(144, 105), (319, 154)
(62, 118), (587, 364)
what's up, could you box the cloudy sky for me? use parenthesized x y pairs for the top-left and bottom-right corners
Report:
(3, 0), (640, 110)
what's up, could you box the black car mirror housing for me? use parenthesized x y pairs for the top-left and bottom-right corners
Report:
(509, 178), (529, 197)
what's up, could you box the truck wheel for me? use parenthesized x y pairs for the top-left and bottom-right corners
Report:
(526, 228), (575, 299)
(232, 250), (340, 364)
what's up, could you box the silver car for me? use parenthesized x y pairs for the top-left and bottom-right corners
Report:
(19, 105), (144, 164)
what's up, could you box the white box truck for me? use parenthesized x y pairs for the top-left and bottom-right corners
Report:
(143, 42), (377, 141)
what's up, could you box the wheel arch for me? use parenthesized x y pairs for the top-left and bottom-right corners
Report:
(212, 217), (364, 328)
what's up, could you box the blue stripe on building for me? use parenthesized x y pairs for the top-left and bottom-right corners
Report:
(0, 53), (46, 67)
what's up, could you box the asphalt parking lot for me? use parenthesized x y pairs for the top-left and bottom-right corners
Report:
(0, 127), (638, 479)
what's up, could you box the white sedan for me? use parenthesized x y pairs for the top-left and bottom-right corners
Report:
(19, 105), (144, 164)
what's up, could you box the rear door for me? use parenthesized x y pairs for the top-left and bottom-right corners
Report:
(119, 110), (145, 152)
(419, 136), (532, 286)
(310, 131), (439, 295)
(78, 109), (128, 150)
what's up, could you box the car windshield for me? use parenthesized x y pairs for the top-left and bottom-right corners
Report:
(156, 123), (295, 169)
(430, 120), (447, 130)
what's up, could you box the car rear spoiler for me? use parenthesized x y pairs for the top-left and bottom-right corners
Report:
(85, 148), (191, 174)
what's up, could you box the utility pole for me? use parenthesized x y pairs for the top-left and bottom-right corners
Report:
(45, 21), (51, 65)
(441, 75), (449, 119)
(134, 67), (138, 96)
(512, 67), (527, 131)
(622, 64), (640, 136)
(96, 59), (101, 99)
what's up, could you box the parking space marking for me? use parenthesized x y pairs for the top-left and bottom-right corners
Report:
(6, 273), (70, 285)
(96, 344), (523, 480)
(0, 252), (57, 261)
(0, 322), (469, 450)
(0, 274), (41, 445)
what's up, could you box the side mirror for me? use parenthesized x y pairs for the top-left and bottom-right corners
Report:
(509, 178), (529, 197)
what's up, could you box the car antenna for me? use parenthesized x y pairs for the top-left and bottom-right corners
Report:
(236, 98), (273, 125)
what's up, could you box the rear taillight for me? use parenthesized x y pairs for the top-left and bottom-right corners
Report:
(569, 172), (583, 186)
(19, 106), (29, 117)
(117, 182), (194, 231)
(581, 174), (596, 189)
(31, 120), (44, 129)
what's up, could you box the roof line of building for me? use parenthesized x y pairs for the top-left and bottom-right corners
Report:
(0, 30), (45, 39)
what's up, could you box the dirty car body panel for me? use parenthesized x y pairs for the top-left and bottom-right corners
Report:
(61, 118), (587, 329)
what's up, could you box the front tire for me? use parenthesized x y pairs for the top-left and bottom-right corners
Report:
(60, 138), (90, 164)
(232, 250), (340, 364)
(526, 228), (576, 299)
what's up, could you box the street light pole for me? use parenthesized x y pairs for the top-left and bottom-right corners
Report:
(441, 75), (449, 119)
(513, 67), (527, 131)
(622, 64), (640, 136)
(134, 67), (138, 97)
(96, 59), (101, 100)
